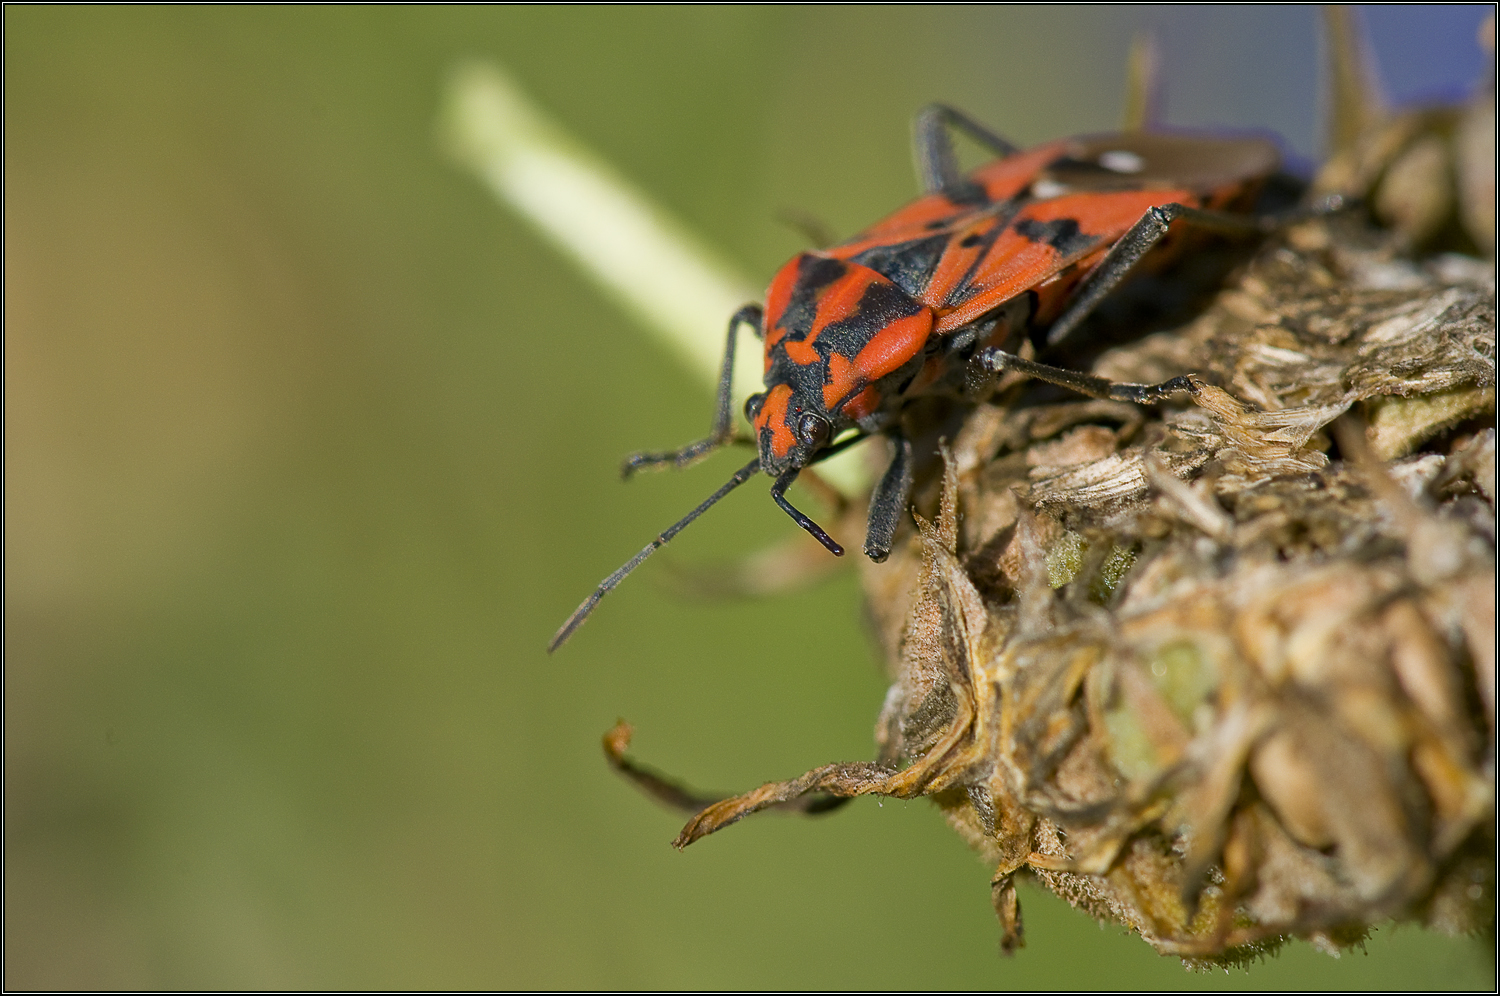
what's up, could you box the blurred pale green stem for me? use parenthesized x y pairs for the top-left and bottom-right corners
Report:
(440, 62), (869, 495)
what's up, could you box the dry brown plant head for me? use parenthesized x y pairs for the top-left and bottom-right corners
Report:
(604, 11), (1496, 967)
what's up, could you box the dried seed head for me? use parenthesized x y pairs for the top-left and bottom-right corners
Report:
(844, 118), (1495, 960)
(603, 19), (1495, 967)
(839, 214), (1491, 962)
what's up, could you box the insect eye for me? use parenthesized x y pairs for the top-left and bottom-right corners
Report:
(744, 393), (766, 421)
(797, 412), (831, 449)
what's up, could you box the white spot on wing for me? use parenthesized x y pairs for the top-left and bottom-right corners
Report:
(1099, 149), (1145, 174)
(1030, 178), (1069, 199)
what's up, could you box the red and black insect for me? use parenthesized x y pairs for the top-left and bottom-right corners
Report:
(549, 105), (1333, 651)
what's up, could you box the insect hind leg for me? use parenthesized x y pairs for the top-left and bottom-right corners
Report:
(912, 104), (1021, 197)
(976, 349), (1200, 406)
(622, 304), (763, 479)
(1044, 196), (1349, 349)
(978, 193), (1347, 403)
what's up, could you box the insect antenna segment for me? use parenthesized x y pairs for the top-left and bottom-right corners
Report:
(547, 456), (762, 653)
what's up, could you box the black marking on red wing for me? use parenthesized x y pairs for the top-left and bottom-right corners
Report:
(1013, 216), (1097, 258)
(854, 188), (991, 243)
(812, 280), (927, 364)
(773, 255), (847, 340)
(934, 185), (992, 212)
(937, 218), (1009, 310)
(849, 234), (950, 298)
(770, 278), (926, 409)
(797, 254), (849, 293)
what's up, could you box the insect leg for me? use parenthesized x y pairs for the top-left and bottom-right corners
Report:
(980, 192), (1351, 400)
(622, 303), (764, 478)
(770, 468), (845, 556)
(1045, 197), (1348, 348)
(863, 430), (913, 562)
(1042, 203), (1264, 349)
(975, 349), (1199, 405)
(912, 104), (1021, 196)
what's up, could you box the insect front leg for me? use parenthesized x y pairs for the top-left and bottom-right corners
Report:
(912, 104), (1021, 197)
(863, 429), (913, 562)
(621, 303), (763, 478)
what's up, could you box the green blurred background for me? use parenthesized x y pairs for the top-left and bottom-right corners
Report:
(5, 6), (1494, 989)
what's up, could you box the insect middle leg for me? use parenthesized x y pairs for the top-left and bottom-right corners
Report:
(621, 303), (763, 478)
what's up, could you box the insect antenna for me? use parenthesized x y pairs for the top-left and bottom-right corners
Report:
(770, 468), (844, 556)
(548, 457), (762, 653)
